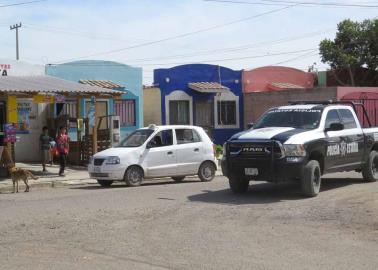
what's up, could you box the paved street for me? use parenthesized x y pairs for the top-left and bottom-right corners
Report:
(0, 173), (377, 270)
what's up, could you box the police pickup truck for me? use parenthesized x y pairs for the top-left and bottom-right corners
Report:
(221, 101), (378, 197)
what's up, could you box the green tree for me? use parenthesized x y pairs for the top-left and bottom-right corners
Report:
(319, 19), (378, 86)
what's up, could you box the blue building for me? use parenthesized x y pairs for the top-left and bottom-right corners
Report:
(154, 64), (243, 144)
(46, 60), (143, 139)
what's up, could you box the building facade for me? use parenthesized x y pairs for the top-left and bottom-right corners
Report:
(143, 86), (162, 126)
(46, 60), (143, 139)
(154, 64), (243, 144)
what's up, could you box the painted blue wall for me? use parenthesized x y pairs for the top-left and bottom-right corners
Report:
(45, 60), (143, 138)
(154, 64), (243, 144)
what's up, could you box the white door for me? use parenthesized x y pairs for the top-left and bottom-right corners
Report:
(143, 129), (177, 178)
(175, 128), (204, 175)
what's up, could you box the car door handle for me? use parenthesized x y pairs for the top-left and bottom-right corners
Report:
(194, 148), (199, 152)
(167, 151), (173, 155)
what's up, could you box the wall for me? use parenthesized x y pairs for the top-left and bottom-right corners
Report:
(154, 64), (243, 144)
(143, 86), (162, 126)
(46, 60), (143, 138)
(244, 87), (337, 126)
(243, 66), (315, 93)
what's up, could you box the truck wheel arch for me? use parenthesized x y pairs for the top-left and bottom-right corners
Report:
(308, 151), (324, 174)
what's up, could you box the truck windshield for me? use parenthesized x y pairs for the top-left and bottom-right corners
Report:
(254, 108), (322, 130)
(118, 129), (154, 147)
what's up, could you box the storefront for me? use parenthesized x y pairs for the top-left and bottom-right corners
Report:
(0, 75), (122, 165)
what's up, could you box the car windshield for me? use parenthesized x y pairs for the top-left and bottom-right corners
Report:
(253, 108), (322, 130)
(118, 129), (154, 147)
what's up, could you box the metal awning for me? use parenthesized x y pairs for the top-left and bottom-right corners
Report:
(188, 82), (230, 93)
(79, 79), (125, 90)
(0, 75), (123, 95)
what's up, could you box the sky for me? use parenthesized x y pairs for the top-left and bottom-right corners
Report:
(0, 0), (377, 84)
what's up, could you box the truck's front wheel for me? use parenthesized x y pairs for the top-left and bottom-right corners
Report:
(362, 150), (378, 182)
(301, 160), (321, 197)
(229, 175), (249, 194)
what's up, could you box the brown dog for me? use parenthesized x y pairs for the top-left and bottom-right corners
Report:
(9, 166), (38, 193)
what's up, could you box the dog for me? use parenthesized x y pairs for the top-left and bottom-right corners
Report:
(8, 166), (38, 193)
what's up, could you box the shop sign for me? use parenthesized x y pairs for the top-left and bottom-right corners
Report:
(0, 64), (11, 76)
(33, 94), (55, 104)
(16, 102), (31, 134)
(4, 124), (17, 143)
(8, 96), (18, 123)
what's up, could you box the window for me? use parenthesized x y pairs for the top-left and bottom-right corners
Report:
(149, 130), (173, 148)
(118, 129), (154, 147)
(57, 101), (77, 118)
(114, 100), (136, 127)
(217, 101), (236, 125)
(176, 129), (201, 144)
(325, 110), (341, 129)
(169, 100), (190, 125)
(338, 109), (357, 129)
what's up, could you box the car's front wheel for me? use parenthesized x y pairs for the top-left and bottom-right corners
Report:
(362, 150), (378, 182)
(125, 166), (144, 187)
(301, 160), (321, 197)
(229, 175), (249, 194)
(97, 180), (113, 187)
(198, 161), (216, 182)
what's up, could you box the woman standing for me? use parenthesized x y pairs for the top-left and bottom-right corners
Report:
(56, 126), (70, 176)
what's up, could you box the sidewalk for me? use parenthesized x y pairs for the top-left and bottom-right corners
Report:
(0, 162), (224, 193)
(0, 163), (97, 193)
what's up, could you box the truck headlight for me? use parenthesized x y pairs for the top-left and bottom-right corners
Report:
(283, 144), (306, 157)
(105, 156), (120, 164)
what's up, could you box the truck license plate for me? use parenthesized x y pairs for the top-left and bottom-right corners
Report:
(245, 168), (258, 176)
(94, 166), (101, 173)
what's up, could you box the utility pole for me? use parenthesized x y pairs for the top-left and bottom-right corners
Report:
(10, 23), (22, 61)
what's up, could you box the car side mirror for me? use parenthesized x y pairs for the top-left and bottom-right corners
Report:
(247, 123), (254, 129)
(325, 122), (344, 132)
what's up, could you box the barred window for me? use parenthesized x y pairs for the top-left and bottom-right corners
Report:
(217, 101), (236, 126)
(114, 100), (136, 127)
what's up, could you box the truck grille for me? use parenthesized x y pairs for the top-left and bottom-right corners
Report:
(228, 141), (284, 158)
(94, 158), (105, 166)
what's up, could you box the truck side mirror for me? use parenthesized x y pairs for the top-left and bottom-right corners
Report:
(325, 122), (344, 132)
(247, 123), (254, 129)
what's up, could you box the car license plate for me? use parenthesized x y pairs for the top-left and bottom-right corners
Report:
(245, 168), (258, 176)
(94, 166), (101, 173)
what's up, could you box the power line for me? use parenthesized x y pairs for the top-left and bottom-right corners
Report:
(271, 50), (318, 65)
(51, 4), (298, 64)
(203, 0), (378, 8)
(0, 0), (47, 8)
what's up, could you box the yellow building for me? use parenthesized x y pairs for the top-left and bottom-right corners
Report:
(143, 86), (161, 126)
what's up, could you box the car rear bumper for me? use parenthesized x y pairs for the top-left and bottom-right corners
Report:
(221, 156), (305, 182)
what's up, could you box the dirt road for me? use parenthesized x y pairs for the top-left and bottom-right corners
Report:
(0, 173), (377, 270)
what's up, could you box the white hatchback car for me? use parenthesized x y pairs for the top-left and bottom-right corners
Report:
(88, 125), (217, 187)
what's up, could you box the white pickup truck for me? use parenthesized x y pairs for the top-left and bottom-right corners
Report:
(221, 101), (378, 197)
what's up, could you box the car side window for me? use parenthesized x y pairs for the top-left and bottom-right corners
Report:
(338, 109), (357, 129)
(325, 109), (341, 129)
(175, 129), (201, 144)
(149, 130), (173, 147)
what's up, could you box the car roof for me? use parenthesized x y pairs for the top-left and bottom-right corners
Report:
(140, 125), (203, 130)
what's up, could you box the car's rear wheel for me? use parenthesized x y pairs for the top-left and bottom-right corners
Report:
(125, 166), (144, 187)
(97, 180), (113, 187)
(229, 175), (249, 194)
(362, 150), (378, 182)
(301, 160), (321, 197)
(198, 161), (216, 182)
(172, 176), (185, 182)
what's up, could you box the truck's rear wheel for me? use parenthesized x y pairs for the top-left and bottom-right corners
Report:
(301, 160), (321, 197)
(362, 150), (378, 182)
(229, 175), (249, 194)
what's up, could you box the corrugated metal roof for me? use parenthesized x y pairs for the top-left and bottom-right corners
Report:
(0, 76), (123, 95)
(269, 82), (305, 89)
(79, 80), (124, 89)
(188, 82), (230, 93)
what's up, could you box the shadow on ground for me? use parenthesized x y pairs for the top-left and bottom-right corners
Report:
(188, 177), (366, 205)
(70, 179), (200, 190)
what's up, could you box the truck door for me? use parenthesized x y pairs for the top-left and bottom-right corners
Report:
(324, 109), (343, 170)
(338, 109), (364, 167)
